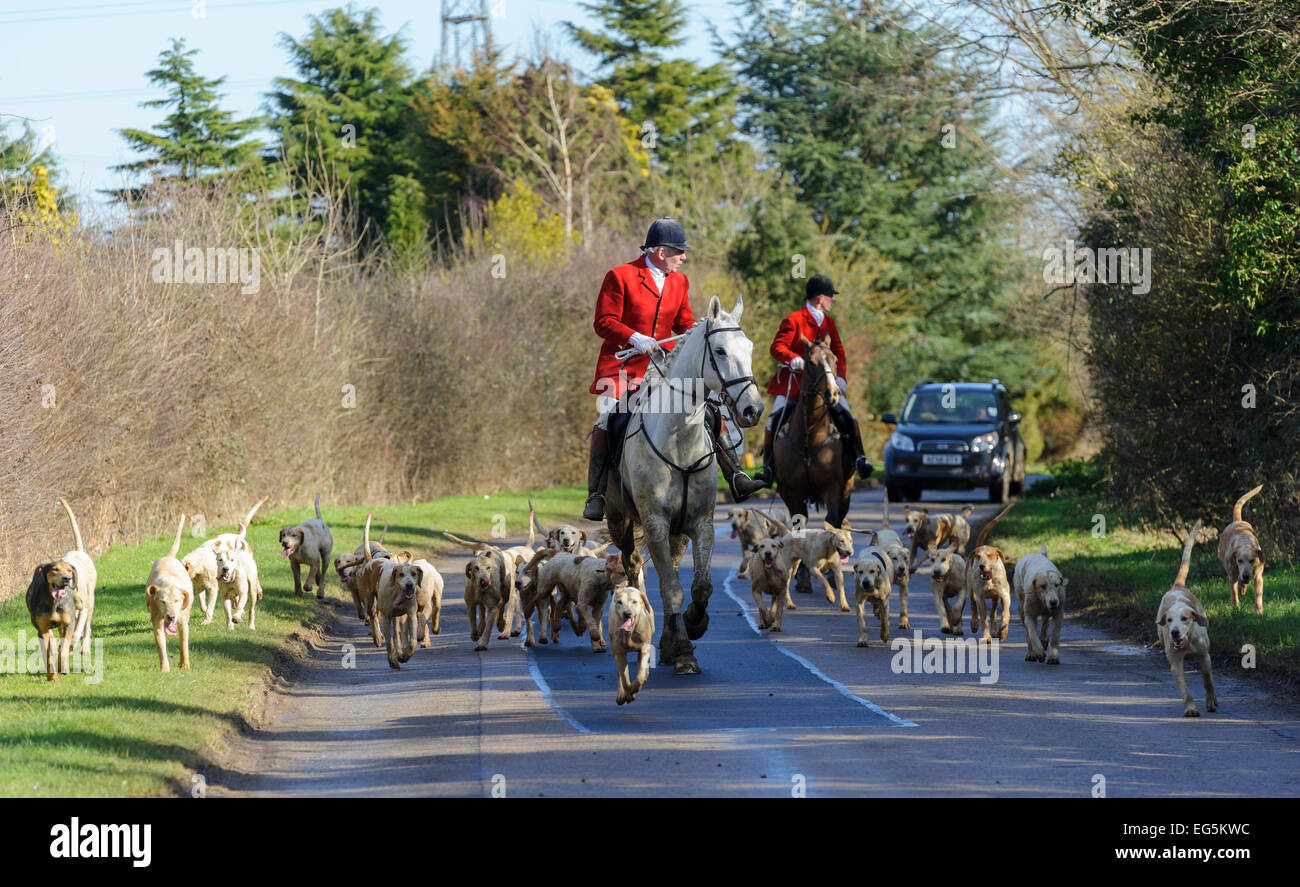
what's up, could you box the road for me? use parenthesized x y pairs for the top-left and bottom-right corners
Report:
(211, 488), (1300, 797)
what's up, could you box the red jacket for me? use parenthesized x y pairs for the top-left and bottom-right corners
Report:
(590, 255), (695, 397)
(765, 305), (849, 399)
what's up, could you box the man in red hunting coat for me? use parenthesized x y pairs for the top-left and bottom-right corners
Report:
(751, 273), (873, 486)
(583, 217), (765, 521)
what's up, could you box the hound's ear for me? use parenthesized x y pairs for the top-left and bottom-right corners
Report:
(823, 520), (834, 531)
(1060, 577), (1069, 587)
(639, 591), (651, 613)
(920, 508), (929, 516)
(146, 584), (160, 597)
(777, 540), (784, 549)
(514, 554), (526, 567)
(1157, 613), (1166, 626)
(1193, 609), (1208, 627)
(842, 519), (852, 531)
(464, 563), (473, 579)
(580, 531), (588, 545)
(185, 561), (199, 577)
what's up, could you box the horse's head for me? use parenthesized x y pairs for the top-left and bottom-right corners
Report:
(799, 336), (840, 408)
(699, 294), (764, 427)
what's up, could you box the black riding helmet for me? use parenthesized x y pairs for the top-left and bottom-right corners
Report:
(805, 273), (838, 300)
(642, 217), (691, 252)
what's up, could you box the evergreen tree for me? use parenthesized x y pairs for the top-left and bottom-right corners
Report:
(110, 38), (262, 199)
(267, 4), (420, 246)
(564, 0), (737, 170)
(729, 0), (1030, 411)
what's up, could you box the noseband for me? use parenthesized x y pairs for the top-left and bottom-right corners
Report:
(701, 322), (759, 415)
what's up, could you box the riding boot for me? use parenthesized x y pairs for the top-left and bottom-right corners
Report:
(751, 427), (776, 487)
(706, 405), (766, 501)
(831, 406), (874, 481)
(582, 426), (610, 521)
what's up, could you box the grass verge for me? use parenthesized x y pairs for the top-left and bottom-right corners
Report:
(0, 486), (587, 796)
(995, 495), (1300, 688)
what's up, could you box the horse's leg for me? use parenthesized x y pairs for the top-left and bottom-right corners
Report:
(645, 516), (694, 673)
(684, 511), (714, 642)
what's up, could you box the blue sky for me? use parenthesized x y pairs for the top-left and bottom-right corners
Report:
(0, 0), (738, 206)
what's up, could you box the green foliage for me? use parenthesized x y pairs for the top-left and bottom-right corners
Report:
(480, 179), (572, 261)
(1068, 1), (1300, 549)
(728, 0), (1040, 419)
(1026, 456), (1102, 499)
(565, 0), (739, 172)
(267, 4), (418, 244)
(110, 38), (262, 200)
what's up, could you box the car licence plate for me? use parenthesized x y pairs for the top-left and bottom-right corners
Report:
(922, 454), (962, 466)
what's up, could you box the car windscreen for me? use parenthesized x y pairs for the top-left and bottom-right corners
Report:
(900, 389), (1000, 425)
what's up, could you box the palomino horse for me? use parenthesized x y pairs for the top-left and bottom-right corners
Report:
(773, 337), (854, 529)
(604, 295), (764, 675)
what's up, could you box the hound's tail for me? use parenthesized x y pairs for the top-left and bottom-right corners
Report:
(1173, 519), (1202, 589)
(378, 522), (389, 546)
(243, 496), (268, 528)
(528, 504), (537, 548)
(973, 502), (1014, 549)
(528, 498), (548, 538)
(58, 498), (84, 552)
(167, 514), (187, 560)
(314, 492), (323, 520)
(1233, 485), (1263, 522)
(960, 504), (975, 518)
(363, 513), (373, 562)
(441, 530), (488, 553)
(880, 487), (890, 529)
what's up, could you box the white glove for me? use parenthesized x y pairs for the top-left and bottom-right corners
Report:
(789, 357), (804, 372)
(836, 376), (848, 394)
(628, 332), (657, 355)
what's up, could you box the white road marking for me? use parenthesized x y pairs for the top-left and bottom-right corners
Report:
(721, 566), (919, 728)
(525, 648), (591, 734)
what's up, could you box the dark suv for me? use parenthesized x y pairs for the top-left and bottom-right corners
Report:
(881, 380), (1026, 502)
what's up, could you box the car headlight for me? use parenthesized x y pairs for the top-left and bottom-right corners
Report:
(890, 431), (915, 452)
(970, 431), (999, 453)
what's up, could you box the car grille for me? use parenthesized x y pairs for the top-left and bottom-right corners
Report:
(917, 439), (970, 453)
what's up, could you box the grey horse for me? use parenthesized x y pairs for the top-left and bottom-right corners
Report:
(604, 295), (765, 674)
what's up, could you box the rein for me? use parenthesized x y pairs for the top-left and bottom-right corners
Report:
(798, 347), (839, 462)
(619, 318), (757, 532)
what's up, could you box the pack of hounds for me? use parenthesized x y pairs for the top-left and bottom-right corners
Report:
(25, 484), (1267, 715)
(735, 484), (1267, 717)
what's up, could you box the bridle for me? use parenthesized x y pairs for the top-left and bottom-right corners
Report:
(620, 317), (758, 532)
(801, 343), (837, 416)
(699, 321), (759, 417)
